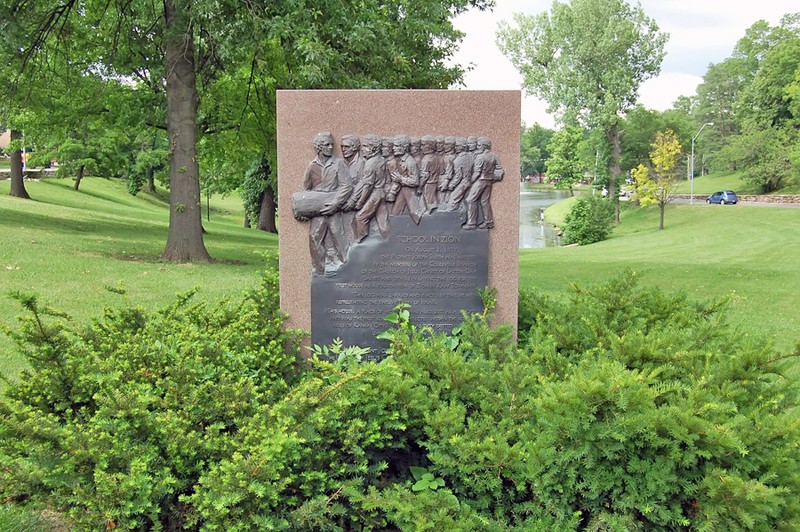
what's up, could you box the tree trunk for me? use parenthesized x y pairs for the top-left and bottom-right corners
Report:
(160, 0), (211, 263)
(74, 164), (85, 191)
(257, 186), (277, 233)
(659, 203), (665, 230)
(9, 130), (31, 199)
(146, 167), (156, 193)
(606, 124), (623, 224)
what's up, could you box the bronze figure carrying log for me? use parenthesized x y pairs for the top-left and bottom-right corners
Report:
(292, 189), (341, 221)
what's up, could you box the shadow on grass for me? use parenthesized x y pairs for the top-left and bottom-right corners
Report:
(36, 179), (169, 213)
(2, 200), (273, 261)
(107, 249), (252, 266)
(3, 177), (274, 266)
(0, 207), (166, 238)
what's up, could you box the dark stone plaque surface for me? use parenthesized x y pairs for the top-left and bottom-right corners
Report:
(311, 210), (488, 360)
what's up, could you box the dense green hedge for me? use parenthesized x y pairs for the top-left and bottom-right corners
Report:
(562, 194), (615, 245)
(1, 267), (798, 530)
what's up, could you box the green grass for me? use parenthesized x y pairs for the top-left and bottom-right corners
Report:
(2, 174), (798, 383)
(672, 170), (755, 195)
(674, 170), (800, 195)
(543, 194), (578, 227)
(0, 504), (68, 531)
(1, 172), (798, 529)
(525, 201), (800, 352)
(0, 177), (275, 380)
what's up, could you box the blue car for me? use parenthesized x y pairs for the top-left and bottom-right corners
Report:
(706, 190), (738, 205)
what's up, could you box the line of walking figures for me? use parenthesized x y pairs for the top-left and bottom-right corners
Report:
(293, 132), (505, 276)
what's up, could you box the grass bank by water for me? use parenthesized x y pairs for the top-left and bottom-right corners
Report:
(528, 200), (799, 352)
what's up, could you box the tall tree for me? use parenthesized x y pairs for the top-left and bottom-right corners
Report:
(158, 0), (210, 261)
(694, 59), (747, 142)
(2, 0), (491, 262)
(520, 123), (553, 177)
(743, 35), (800, 127)
(241, 156), (277, 233)
(620, 105), (665, 173)
(126, 131), (169, 196)
(706, 14), (800, 178)
(787, 59), (800, 121)
(0, 51), (33, 199)
(497, 0), (667, 223)
(717, 123), (795, 192)
(733, 18), (790, 79)
(545, 125), (584, 196)
(7, 129), (30, 199)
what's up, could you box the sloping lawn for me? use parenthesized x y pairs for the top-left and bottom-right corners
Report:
(0, 177), (275, 380)
(527, 201), (799, 353)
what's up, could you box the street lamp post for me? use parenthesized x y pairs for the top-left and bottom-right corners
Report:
(690, 122), (714, 204)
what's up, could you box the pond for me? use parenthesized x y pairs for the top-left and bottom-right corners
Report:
(519, 185), (572, 248)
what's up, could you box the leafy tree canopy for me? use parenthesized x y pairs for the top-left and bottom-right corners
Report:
(0, 0), (493, 259)
(497, 0), (666, 129)
(520, 123), (553, 176)
(692, 13), (800, 182)
(545, 125), (584, 195)
(498, 0), (667, 223)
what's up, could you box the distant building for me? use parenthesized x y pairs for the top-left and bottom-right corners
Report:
(0, 130), (10, 152)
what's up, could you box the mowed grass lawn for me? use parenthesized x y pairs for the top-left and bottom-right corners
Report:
(1, 175), (798, 383)
(0, 177), (275, 380)
(533, 199), (799, 353)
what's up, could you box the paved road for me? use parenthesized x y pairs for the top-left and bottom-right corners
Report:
(671, 197), (800, 208)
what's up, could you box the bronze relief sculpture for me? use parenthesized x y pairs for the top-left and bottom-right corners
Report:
(293, 132), (504, 275)
(292, 132), (352, 276)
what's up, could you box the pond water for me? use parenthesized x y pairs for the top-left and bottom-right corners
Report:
(519, 186), (572, 248)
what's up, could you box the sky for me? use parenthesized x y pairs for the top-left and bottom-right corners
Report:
(450, 0), (797, 129)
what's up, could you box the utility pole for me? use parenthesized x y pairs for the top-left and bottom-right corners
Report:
(690, 122), (714, 204)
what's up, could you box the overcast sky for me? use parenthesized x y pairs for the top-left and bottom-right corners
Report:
(450, 0), (797, 128)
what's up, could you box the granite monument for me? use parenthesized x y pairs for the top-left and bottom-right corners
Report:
(278, 90), (519, 359)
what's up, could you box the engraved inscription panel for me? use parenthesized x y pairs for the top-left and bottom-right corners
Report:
(311, 210), (488, 360)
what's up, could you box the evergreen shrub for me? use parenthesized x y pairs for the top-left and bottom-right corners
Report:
(1, 269), (798, 530)
(0, 262), (304, 530)
(516, 273), (800, 529)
